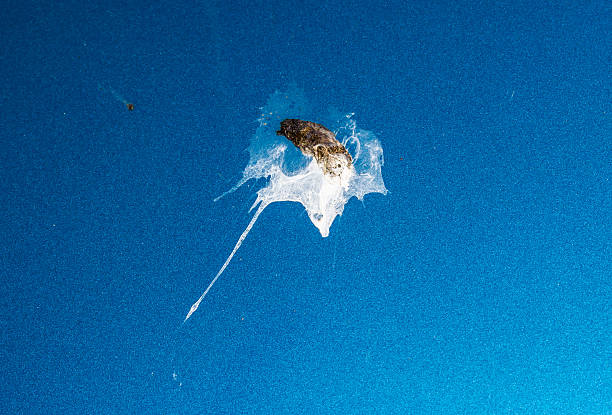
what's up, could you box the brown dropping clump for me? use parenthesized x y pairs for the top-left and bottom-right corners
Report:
(276, 119), (352, 177)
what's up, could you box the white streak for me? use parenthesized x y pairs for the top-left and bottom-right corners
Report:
(184, 201), (268, 322)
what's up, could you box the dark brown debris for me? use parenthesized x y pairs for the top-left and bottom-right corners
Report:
(276, 119), (352, 176)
